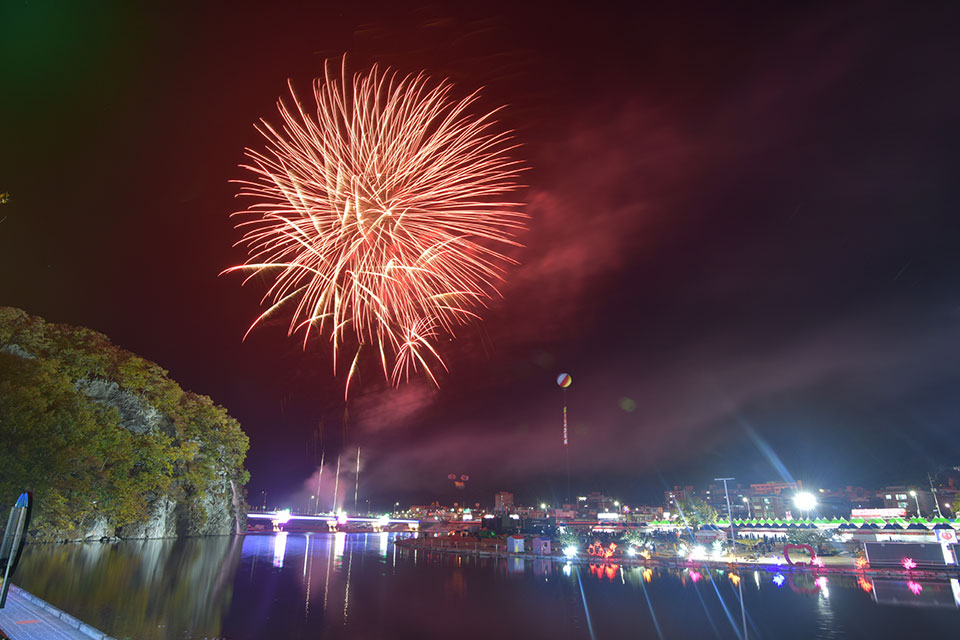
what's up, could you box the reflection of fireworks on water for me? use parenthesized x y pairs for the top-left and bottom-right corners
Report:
(228, 59), (526, 396)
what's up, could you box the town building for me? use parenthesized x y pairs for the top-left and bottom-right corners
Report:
(494, 491), (515, 513)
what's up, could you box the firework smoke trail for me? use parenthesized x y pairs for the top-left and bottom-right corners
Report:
(226, 58), (527, 397)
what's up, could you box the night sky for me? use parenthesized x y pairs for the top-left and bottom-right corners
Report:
(3, 1), (960, 510)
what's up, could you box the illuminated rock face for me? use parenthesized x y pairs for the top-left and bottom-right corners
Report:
(0, 306), (249, 541)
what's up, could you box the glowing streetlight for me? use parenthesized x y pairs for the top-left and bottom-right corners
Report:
(563, 545), (578, 558)
(540, 503), (548, 510)
(742, 496), (752, 519)
(793, 492), (817, 518)
(909, 490), (921, 518)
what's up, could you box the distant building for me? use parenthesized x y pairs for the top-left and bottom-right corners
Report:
(494, 491), (515, 513)
(629, 506), (664, 522)
(879, 486), (937, 518)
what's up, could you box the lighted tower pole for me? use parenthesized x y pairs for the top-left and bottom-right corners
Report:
(314, 449), (325, 515)
(332, 453), (341, 514)
(557, 373), (572, 502)
(354, 446), (361, 513)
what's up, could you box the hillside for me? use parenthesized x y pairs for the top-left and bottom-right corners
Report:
(0, 307), (249, 541)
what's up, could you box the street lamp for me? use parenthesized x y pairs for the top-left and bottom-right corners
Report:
(793, 492), (817, 520)
(909, 490), (921, 518)
(742, 496), (752, 519)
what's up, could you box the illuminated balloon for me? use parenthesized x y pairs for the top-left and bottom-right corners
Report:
(447, 473), (457, 481)
(557, 373), (572, 388)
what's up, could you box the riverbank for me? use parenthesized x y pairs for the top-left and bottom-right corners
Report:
(0, 585), (113, 640)
(396, 537), (960, 579)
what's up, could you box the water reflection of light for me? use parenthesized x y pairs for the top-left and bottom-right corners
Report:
(816, 576), (829, 598)
(273, 532), (288, 568)
(379, 532), (389, 559)
(907, 581), (923, 596)
(563, 562), (572, 577)
(773, 573), (785, 587)
(303, 534), (310, 577)
(303, 535), (312, 615)
(343, 539), (354, 626)
(334, 532), (346, 569)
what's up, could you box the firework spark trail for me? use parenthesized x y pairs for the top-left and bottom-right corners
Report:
(226, 58), (526, 396)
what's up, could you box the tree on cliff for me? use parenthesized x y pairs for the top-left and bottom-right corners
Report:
(0, 307), (250, 540)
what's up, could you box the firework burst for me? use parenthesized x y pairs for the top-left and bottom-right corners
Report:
(227, 59), (526, 396)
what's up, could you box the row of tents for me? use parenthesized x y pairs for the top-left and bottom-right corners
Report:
(637, 517), (960, 530)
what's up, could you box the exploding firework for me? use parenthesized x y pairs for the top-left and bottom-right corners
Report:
(227, 59), (527, 396)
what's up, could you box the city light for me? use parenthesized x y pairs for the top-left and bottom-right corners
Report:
(627, 547), (637, 557)
(275, 509), (292, 525)
(793, 492), (817, 512)
(563, 545), (578, 558)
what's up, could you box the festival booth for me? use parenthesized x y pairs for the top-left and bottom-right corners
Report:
(532, 537), (551, 555)
(507, 535), (525, 553)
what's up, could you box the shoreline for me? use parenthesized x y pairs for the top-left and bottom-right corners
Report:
(395, 537), (960, 579)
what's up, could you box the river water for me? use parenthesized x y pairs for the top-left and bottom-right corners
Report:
(14, 532), (960, 639)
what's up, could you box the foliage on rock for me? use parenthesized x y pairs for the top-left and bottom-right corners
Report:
(0, 307), (249, 540)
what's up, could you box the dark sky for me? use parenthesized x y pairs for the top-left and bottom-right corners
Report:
(3, 1), (960, 510)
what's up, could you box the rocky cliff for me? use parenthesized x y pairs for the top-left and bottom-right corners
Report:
(0, 307), (250, 541)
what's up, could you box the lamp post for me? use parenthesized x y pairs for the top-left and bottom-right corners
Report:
(742, 496), (752, 519)
(909, 490), (921, 518)
(716, 477), (747, 640)
(927, 473), (944, 519)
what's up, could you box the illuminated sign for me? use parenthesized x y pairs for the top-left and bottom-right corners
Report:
(597, 512), (620, 520)
(935, 529), (957, 545)
(851, 508), (906, 519)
